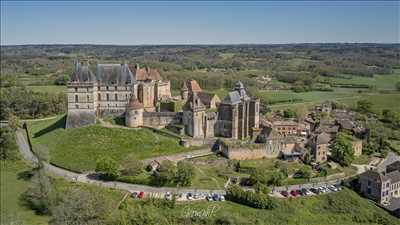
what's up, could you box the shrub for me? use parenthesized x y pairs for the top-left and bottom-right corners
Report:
(95, 157), (120, 181)
(226, 185), (275, 209)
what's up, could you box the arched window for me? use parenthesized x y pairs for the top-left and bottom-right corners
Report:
(75, 95), (78, 102)
(106, 94), (109, 101)
(98, 93), (101, 101)
(75, 87), (78, 92)
(87, 95), (90, 102)
(115, 94), (118, 101)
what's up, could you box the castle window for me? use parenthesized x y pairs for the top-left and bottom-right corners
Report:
(115, 94), (118, 101)
(115, 86), (117, 90)
(125, 94), (128, 100)
(107, 94), (109, 101)
(75, 95), (78, 102)
(106, 86), (109, 91)
(75, 104), (79, 109)
(75, 87), (78, 92)
(87, 105), (90, 109)
(87, 88), (89, 92)
(98, 93), (101, 101)
(87, 95), (90, 102)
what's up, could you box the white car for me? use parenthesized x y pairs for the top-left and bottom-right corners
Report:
(206, 194), (213, 201)
(219, 195), (225, 201)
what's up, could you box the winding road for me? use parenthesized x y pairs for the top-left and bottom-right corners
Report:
(16, 128), (368, 198)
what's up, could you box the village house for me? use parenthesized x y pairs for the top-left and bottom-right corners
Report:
(359, 155), (400, 204)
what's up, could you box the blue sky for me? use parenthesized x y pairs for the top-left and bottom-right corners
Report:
(1, 1), (398, 45)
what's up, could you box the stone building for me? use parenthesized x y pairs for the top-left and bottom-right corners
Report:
(352, 138), (363, 157)
(125, 95), (143, 128)
(312, 132), (331, 163)
(215, 81), (260, 140)
(66, 61), (171, 128)
(359, 161), (400, 204)
(67, 62), (260, 142)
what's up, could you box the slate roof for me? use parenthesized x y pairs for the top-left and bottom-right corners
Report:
(316, 132), (331, 144)
(70, 62), (96, 82)
(222, 91), (242, 104)
(387, 170), (400, 183)
(96, 64), (134, 85)
(337, 119), (355, 130)
(378, 152), (400, 173)
(197, 92), (220, 107)
(360, 170), (385, 183)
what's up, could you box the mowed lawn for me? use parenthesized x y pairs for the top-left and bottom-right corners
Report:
(27, 116), (190, 172)
(0, 160), (49, 225)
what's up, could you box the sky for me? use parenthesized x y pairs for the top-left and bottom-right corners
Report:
(1, 1), (399, 45)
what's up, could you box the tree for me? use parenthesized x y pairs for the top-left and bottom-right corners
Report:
(151, 160), (176, 186)
(296, 166), (313, 179)
(357, 100), (373, 113)
(120, 155), (143, 176)
(0, 127), (19, 160)
(175, 161), (195, 186)
(331, 133), (355, 166)
(7, 113), (20, 131)
(95, 157), (120, 181)
(282, 109), (296, 118)
(49, 188), (111, 225)
(22, 167), (54, 215)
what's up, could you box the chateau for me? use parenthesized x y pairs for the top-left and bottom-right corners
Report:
(66, 61), (260, 140)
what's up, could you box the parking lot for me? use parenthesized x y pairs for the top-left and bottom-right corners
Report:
(271, 183), (343, 198)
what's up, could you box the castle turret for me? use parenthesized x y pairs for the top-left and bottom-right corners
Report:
(125, 94), (144, 128)
(181, 81), (188, 101)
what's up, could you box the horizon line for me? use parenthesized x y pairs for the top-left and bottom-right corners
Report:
(2, 42), (399, 47)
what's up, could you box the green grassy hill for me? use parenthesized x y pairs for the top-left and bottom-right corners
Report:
(27, 116), (191, 172)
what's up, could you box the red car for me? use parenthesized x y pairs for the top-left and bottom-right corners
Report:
(280, 191), (289, 197)
(138, 191), (145, 198)
(290, 190), (300, 197)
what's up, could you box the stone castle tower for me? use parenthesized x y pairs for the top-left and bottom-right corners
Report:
(180, 81), (188, 101)
(125, 94), (144, 128)
(183, 92), (207, 138)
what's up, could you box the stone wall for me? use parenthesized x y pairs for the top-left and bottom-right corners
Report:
(220, 142), (279, 160)
(143, 112), (182, 128)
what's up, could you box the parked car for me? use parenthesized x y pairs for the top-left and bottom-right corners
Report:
(219, 195), (225, 201)
(131, 192), (138, 198)
(212, 193), (220, 201)
(281, 191), (289, 197)
(187, 193), (193, 200)
(206, 194), (214, 201)
(138, 191), (145, 198)
(334, 184), (342, 191)
(165, 192), (173, 200)
(310, 188), (319, 194)
(328, 185), (338, 192)
(290, 190), (300, 197)
(300, 188), (307, 196)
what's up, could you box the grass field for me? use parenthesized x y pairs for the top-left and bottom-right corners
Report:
(26, 85), (67, 94)
(321, 72), (400, 90)
(0, 160), (49, 225)
(163, 188), (399, 225)
(27, 116), (192, 172)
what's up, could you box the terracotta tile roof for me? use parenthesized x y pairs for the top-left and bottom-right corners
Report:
(127, 95), (143, 110)
(187, 80), (202, 93)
